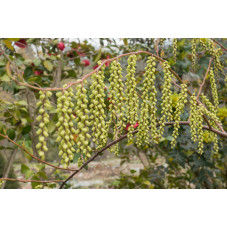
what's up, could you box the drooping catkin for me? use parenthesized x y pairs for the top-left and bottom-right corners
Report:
(125, 54), (139, 143)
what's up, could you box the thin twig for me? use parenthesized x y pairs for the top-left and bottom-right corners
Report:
(211, 38), (227, 52)
(59, 121), (227, 189)
(0, 133), (78, 172)
(197, 58), (213, 99)
(0, 178), (63, 183)
(0, 50), (184, 92)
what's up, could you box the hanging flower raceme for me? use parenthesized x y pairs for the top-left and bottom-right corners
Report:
(173, 38), (177, 63)
(89, 61), (107, 149)
(209, 67), (219, 111)
(171, 83), (188, 148)
(108, 59), (126, 155)
(189, 93), (198, 142)
(197, 104), (205, 154)
(136, 56), (158, 146)
(74, 82), (92, 165)
(191, 38), (197, 69)
(200, 94), (220, 153)
(36, 90), (52, 160)
(158, 61), (173, 140)
(55, 85), (76, 168)
(200, 39), (224, 75)
(125, 54), (139, 143)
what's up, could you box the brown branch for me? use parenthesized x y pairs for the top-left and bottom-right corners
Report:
(197, 58), (213, 99)
(59, 121), (227, 189)
(0, 178), (63, 183)
(0, 50), (184, 92)
(3, 46), (218, 132)
(0, 133), (78, 172)
(211, 38), (227, 52)
(172, 80), (182, 89)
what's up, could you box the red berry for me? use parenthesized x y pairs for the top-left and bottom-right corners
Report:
(57, 42), (65, 51)
(15, 39), (27, 48)
(125, 123), (131, 131)
(105, 55), (110, 67)
(133, 121), (139, 128)
(76, 51), (86, 57)
(125, 121), (139, 130)
(82, 59), (90, 66)
(35, 70), (43, 75)
(93, 64), (99, 70)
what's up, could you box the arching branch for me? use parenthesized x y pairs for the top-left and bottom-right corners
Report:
(59, 121), (227, 189)
(0, 133), (78, 172)
(211, 38), (227, 52)
(0, 178), (63, 183)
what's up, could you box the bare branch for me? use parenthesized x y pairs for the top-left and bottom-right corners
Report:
(0, 178), (63, 183)
(211, 38), (227, 52)
(0, 133), (78, 172)
(0, 50), (184, 92)
(59, 121), (227, 189)
(197, 58), (213, 99)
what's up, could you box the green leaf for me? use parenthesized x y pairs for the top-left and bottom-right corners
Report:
(67, 70), (77, 78)
(33, 59), (41, 67)
(31, 176), (41, 189)
(3, 39), (14, 50)
(37, 171), (48, 179)
(15, 100), (27, 106)
(0, 74), (10, 82)
(130, 169), (136, 174)
(0, 60), (6, 66)
(25, 170), (34, 180)
(21, 118), (27, 126)
(21, 164), (30, 174)
(44, 61), (53, 72)
(7, 129), (15, 140)
(94, 49), (102, 63)
(7, 38), (20, 41)
(24, 67), (33, 78)
(166, 136), (174, 141)
(123, 38), (128, 46)
(37, 164), (45, 171)
(47, 121), (56, 133)
(22, 125), (31, 135)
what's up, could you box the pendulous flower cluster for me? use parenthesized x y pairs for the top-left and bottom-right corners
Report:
(173, 38), (177, 62)
(136, 56), (158, 146)
(108, 59), (126, 154)
(191, 38), (197, 68)
(171, 83), (188, 148)
(209, 67), (219, 111)
(197, 104), (205, 154)
(125, 54), (139, 143)
(89, 61), (108, 149)
(189, 93), (198, 142)
(200, 39), (224, 75)
(75, 82), (92, 164)
(189, 95), (207, 154)
(36, 90), (52, 160)
(158, 61), (173, 139)
(55, 85), (76, 168)
(200, 94), (220, 153)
